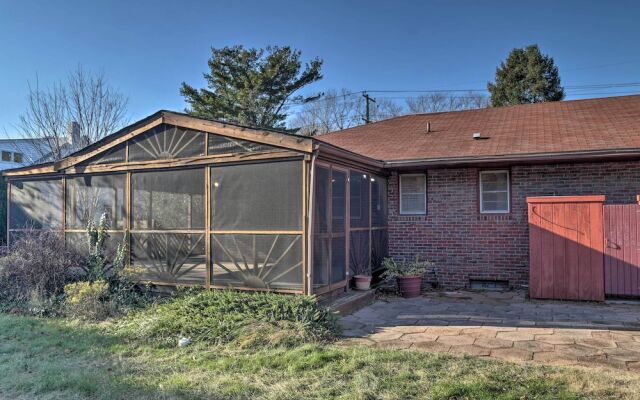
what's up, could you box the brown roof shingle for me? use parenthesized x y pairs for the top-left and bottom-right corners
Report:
(317, 95), (640, 163)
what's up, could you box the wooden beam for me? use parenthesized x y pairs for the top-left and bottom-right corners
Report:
(65, 151), (304, 174)
(163, 112), (313, 153)
(210, 230), (304, 235)
(4, 165), (57, 177)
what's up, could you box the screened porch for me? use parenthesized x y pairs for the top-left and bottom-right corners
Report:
(5, 111), (387, 295)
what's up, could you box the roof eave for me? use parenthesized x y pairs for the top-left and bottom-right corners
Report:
(315, 141), (385, 172)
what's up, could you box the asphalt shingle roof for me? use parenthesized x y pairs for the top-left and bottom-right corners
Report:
(316, 95), (640, 162)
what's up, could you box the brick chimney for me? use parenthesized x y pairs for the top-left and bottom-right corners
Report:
(67, 121), (81, 146)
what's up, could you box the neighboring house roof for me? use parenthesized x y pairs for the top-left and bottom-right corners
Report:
(317, 94), (640, 166)
(0, 138), (51, 170)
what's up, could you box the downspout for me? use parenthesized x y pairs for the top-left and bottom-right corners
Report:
(306, 145), (319, 295)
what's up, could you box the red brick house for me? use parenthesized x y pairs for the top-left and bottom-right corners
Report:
(318, 95), (640, 290)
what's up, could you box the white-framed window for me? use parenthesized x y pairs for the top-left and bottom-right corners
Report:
(479, 170), (510, 213)
(399, 173), (426, 214)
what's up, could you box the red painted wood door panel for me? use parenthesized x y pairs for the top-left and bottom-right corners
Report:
(527, 196), (605, 301)
(604, 204), (640, 297)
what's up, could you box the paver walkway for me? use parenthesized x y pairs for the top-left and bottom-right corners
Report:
(339, 290), (640, 371)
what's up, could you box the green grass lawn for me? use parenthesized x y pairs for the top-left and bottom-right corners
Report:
(1, 313), (639, 399)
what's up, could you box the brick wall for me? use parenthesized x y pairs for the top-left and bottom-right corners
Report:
(387, 160), (640, 289)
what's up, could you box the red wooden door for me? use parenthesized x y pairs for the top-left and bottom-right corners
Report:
(527, 196), (605, 301)
(604, 204), (640, 297)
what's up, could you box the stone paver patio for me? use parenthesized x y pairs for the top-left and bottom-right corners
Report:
(339, 290), (640, 371)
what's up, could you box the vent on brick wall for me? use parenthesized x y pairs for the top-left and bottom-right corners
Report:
(469, 279), (509, 291)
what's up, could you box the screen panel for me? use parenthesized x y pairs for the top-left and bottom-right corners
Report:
(66, 174), (125, 229)
(208, 133), (281, 155)
(349, 230), (370, 276)
(131, 232), (206, 284)
(371, 229), (389, 271)
(65, 232), (125, 272)
(79, 143), (126, 165)
(128, 124), (205, 162)
(332, 169), (347, 234)
(132, 168), (205, 230)
(211, 160), (302, 231)
(371, 175), (388, 228)
(350, 171), (370, 228)
(9, 178), (62, 229)
(212, 233), (303, 290)
(331, 236), (347, 284)
(313, 237), (330, 286)
(313, 165), (330, 234)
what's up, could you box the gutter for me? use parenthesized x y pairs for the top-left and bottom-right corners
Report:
(383, 148), (640, 169)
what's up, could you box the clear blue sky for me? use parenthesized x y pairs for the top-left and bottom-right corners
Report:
(1, 0), (639, 133)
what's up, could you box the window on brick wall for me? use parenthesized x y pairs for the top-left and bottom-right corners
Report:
(479, 170), (510, 213)
(399, 174), (426, 214)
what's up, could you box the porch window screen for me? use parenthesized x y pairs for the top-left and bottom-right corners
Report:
(371, 175), (387, 227)
(211, 160), (302, 231)
(65, 174), (126, 229)
(128, 124), (205, 162)
(350, 171), (370, 228)
(131, 233), (206, 285)
(79, 143), (126, 165)
(399, 174), (426, 214)
(130, 168), (206, 284)
(348, 170), (371, 276)
(371, 174), (389, 278)
(211, 160), (303, 290)
(349, 230), (370, 276)
(212, 234), (303, 290)
(66, 232), (125, 271)
(371, 228), (389, 282)
(9, 178), (63, 229)
(132, 169), (205, 230)
(479, 170), (510, 213)
(312, 165), (349, 290)
(331, 170), (347, 284)
(313, 165), (330, 286)
(208, 133), (280, 155)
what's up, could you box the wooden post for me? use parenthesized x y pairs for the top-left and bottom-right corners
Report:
(126, 171), (132, 268)
(6, 179), (10, 247)
(61, 176), (66, 233)
(302, 159), (309, 295)
(368, 173), (372, 276)
(205, 166), (211, 288)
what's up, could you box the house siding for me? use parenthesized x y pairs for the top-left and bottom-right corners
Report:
(387, 160), (640, 289)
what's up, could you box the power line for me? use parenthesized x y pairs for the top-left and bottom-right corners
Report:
(286, 81), (640, 108)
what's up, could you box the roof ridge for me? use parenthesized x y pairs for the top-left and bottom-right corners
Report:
(322, 93), (640, 136)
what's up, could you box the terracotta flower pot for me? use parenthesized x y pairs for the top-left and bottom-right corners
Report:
(397, 276), (422, 298)
(354, 275), (372, 290)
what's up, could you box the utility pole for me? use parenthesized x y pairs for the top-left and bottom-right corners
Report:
(362, 92), (376, 123)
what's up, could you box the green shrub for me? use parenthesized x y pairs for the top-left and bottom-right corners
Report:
(381, 255), (434, 279)
(115, 289), (339, 347)
(64, 280), (110, 320)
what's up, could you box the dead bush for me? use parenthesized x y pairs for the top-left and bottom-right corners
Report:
(0, 229), (85, 305)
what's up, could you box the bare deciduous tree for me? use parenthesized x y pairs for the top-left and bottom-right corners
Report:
(15, 67), (129, 163)
(291, 89), (406, 136)
(406, 91), (489, 114)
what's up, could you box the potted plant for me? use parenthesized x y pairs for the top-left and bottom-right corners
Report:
(382, 256), (434, 298)
(352, 263), (372, 291)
